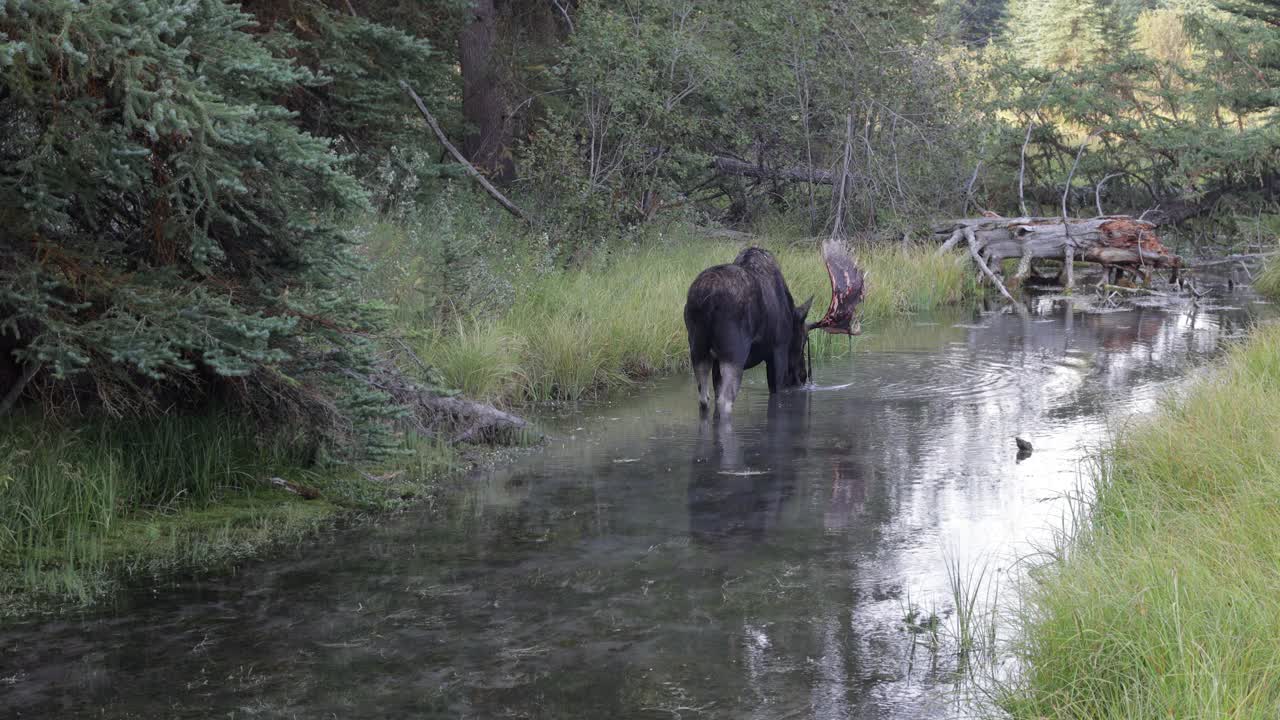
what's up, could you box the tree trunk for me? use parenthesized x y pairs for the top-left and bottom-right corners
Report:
(459, 0), (515, 183)
(933, 216), (1182, 289)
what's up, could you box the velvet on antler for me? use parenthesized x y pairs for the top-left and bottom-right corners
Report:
(807, 238), (866, 335)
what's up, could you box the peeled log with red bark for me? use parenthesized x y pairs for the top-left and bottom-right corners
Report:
(932, 216), (1181, 288)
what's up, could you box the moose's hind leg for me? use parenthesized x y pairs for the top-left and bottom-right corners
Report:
(688, 327), (714, 412)
(693, 357), (713, 411)
(715, 361), (743, 416)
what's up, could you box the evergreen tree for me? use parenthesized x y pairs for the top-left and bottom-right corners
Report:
(240, 0), (455, 176)
(0, 0), (398, 453)
(1208, 0), (1280, 116)
(938, 0), (1008, 46)
(1006, 0), (1107, 69)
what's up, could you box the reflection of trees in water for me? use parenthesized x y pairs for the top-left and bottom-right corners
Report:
(1038, 301), (1243, 424)
(707, 299), (1267, 717)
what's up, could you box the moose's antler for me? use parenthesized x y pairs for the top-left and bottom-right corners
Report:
(807, 238), (866, 335)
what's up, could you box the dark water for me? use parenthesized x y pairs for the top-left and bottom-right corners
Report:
(1, 289), (1271, 719)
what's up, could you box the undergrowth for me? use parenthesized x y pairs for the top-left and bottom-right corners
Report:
(1256, 255), (1280, 299)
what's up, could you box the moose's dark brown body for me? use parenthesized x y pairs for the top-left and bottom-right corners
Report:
(683, 247), (812, 416)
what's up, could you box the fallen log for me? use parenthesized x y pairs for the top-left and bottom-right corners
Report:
(363, 362), (534, 445)
(933, 215), (1182, 290)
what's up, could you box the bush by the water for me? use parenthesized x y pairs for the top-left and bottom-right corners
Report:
(1005, 322), (1280, 718)
(0, 0), (419, 457)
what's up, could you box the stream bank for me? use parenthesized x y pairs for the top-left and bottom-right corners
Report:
(1005, 317), (1280, 718)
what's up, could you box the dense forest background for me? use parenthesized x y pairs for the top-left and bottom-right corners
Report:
(4, 0), (1280, 454)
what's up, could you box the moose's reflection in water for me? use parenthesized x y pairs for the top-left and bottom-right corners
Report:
(687, 393), (808, 544)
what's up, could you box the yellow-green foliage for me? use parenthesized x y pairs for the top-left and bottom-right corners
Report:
(1007, 323), (1280, 718)
(409, 236), (976, 405)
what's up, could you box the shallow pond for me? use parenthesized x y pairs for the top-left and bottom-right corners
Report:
(1, 288), (1271, 719)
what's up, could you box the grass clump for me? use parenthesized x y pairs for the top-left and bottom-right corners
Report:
(1005, 322), (1280, 718)
(0, 414), (457, 617)
(1256, 256), (1280, 299)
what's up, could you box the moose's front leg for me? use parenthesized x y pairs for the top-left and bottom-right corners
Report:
(766, 347), (788, 394)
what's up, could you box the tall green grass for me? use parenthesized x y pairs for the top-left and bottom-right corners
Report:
(0, 415), (303, 604)
(387, 231), (977, 406)
(1256, 257), (1280, 299)
(1005, 322), (1280, 718)
(0, 415), (456, 613)
(1, 416), (274, 550)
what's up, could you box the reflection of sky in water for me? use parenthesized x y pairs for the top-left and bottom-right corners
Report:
(0, 294), (1270, 720)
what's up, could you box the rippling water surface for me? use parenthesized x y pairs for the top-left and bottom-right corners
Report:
(1, 290), (1270, 719)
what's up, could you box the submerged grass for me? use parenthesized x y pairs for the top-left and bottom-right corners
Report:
(398, 234), (977, 406)
(0, 414), (458, 618)
(1006, 322), (1280, 718)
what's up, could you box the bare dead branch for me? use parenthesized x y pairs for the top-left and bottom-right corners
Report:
(711, 156), (833, 185)
(964, 227), (1025, 310)
(0, 361), (40, 417)
(400, 81), (531, 224)
(831, 109), (856, 239)
(1095, 172), (1124, 216)
(551, 0), (574, 33)
(1018, 121), (1036, 218)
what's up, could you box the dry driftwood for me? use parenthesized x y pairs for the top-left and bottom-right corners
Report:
(261, 476), (322, 500)
(963, 227), (1025, 310)
(933, 215), (1182, 290)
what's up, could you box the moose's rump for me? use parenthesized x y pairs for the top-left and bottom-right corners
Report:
(683, 263), (781, 369)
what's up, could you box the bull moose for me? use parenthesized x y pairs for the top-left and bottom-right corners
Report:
(683, 240), (866, 415)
